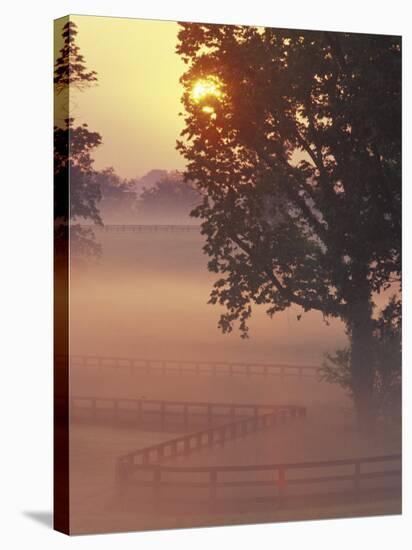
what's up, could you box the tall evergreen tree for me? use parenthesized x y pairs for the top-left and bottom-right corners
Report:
(54, 20), (98, 95)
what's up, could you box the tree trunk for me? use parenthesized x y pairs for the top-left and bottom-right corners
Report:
(347, 296), (376, 432)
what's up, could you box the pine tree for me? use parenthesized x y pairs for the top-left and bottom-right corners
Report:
(54, 20), (98, 94)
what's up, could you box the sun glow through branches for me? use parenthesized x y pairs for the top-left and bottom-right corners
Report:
(190, 77), (223, 119)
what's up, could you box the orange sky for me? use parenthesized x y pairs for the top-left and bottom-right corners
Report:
(55, 15), (186, 179)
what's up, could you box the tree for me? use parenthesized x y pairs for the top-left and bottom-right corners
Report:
(320, 297), (401, 424)
(54, 20), (102, 258)
(54, 20), (97, 94)
(137, 172), (201, 224)
(176, 25), (401, 429)
(94, 167), (138, 224)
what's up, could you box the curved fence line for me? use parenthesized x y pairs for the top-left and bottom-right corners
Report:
(57, 354), (319, 379)
(116, 406), (306, 475)
(117, 453), (401, 509)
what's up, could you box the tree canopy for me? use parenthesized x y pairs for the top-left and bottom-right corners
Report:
(54, 118), (102, 225)
(54, 20), (98, 95)
(54, 20), (102, 258)
(177, 25), (401, 427)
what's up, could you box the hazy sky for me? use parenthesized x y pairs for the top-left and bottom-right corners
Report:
(55, 15), (186, 179)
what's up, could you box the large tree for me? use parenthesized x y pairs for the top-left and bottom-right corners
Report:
(176, 25), (401, 429)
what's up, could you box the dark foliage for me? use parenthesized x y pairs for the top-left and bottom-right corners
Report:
(177, 24), (401, 427)
(54, 21), (98, 94)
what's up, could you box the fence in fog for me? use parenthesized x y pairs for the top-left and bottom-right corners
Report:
(116, 453), (401, 510)
(71, 395), (304, 429)
(116, 406), (306, 473)
(59, 354), (319, 379)
(88, 224), (201, 233)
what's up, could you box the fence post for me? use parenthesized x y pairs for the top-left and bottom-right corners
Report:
(207, 405), (213, 426)
(113, 399), (119, 424)
(278, 466), (286, 507)
(183, 404), (189, 429)
(354, 461), (361, 500)
(160, 402), (165, 427)
(220, 427), (226, 448)
(210, 470), (217, 506)
(157, 445), (164, 461)
(116, 458), (130, 484)
(136, 400), (142, 423)
(153, 467), (161, 510)
(231, 423), (237, 439)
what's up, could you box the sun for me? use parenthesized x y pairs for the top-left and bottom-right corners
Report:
(190, 76), (223, 118)
(191, 78), (222, 102)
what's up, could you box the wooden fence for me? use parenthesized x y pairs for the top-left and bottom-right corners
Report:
(116, 406), (305, 473)
(71, 395), (304, 429)
(59, 354), (319, 379)
(117, 454), (401, 509)
(88, 224), (201, 233)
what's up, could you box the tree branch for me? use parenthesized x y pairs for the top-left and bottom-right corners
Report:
(225, 229), (340, 314)
(256, 147), (329, 245)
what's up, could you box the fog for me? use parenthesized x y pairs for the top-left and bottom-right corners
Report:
(69, 230), (348, 364)
(67, 228), (401, 534)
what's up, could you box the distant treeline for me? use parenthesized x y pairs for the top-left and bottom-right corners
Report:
(96, 167), (201, 225)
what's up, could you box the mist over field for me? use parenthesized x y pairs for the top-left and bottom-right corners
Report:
(70, 230), (350, 364)
(66, 228), (400, 534)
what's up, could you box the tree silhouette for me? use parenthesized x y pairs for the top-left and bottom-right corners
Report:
(177, 25), (401, 429)
(320, 296), (401, 424)
(54, 20), (97, 95)
(54, 20), (102, 259)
